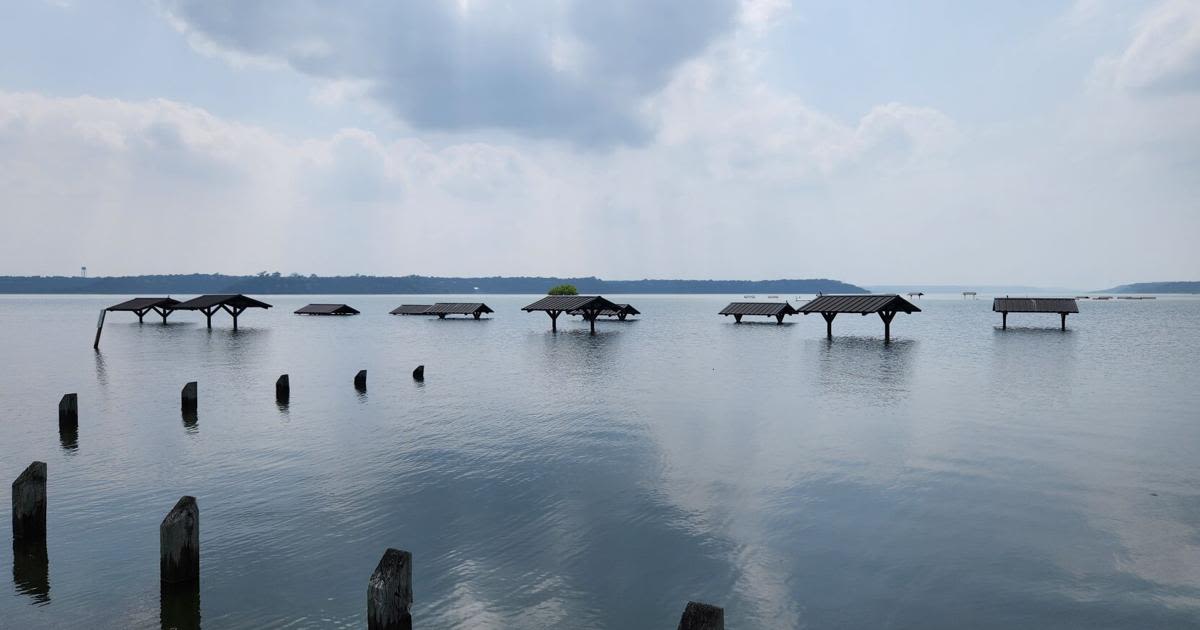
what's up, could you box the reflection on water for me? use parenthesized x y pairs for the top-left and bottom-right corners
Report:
(12, 541), (49, 605)
(181, 409), (199, 434)
(160, 582), (200, 630)
(58, 426), (78, 453)
(1, 295), (1199, 629)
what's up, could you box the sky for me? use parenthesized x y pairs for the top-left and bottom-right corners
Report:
(0, 0), (1197, 288)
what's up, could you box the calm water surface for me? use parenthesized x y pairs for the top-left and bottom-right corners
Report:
(1, 294), (1198, 629)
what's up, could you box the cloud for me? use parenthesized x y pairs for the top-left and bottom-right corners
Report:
(157, 0), (740, 146)
(1097, 0), (1200, 93)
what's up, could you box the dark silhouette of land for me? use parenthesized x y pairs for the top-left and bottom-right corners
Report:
(1103, 281), (1199, 294)
(0, 274), (866, 295)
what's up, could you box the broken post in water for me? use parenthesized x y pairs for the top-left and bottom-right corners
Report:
(12, 461), (47, 542)
(355, 370), (367, 391)
(58, 393), (78, 431)
(367, 548), (413, 630)
(412, 365), (424, 381)
(160, 496), (199, 584)
(677, 601), (724, 630)
(276, 374), (290, 404)
(181, 382), (198, 412)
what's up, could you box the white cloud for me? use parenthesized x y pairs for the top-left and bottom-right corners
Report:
(1096, 0), (1200, 93)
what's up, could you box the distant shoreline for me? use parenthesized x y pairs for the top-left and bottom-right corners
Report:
(0, 274), (866, 295)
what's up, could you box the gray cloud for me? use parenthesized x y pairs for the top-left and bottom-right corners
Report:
(159, 0), (739, 145)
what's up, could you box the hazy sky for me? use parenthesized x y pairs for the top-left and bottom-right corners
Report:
(1, 0), (1197, 287)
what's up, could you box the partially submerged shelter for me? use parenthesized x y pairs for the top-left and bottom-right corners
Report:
(105, 297), (181, 323)
(424, 303), (494, 320)
(797, 294), (920, 342)
(993, 298), (1078, 330)
(295, 303), (360, 316)
(569, 303), (640, 321)
(172, 294), (272, 330)
(390, 305), (432, 315)
(719, 302), (798, 324)
(522, 295), (622, 334)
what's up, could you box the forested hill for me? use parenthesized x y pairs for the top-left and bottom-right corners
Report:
(0, 274), (866, 295)
(1103, 281), (1200, 294)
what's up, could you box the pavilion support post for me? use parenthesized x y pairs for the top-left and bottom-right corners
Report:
(160, 496), (199, 585)
(1002, 311), (1007, 330)
(549, 310), (560, 333)
(618, 313), (627, 321)
(1060, 312), (1067, 331)
(58, 393), (78, 432)
(584, 309), (599, 334)
(880, 311), (896, 343)
(473, 312), (481, 320)
(12, 461), (47, 543)
(154, 307), (170, 324)
(202, 308), (213, 329)
(733, 314), (743, 323)
(136, 309), (146, 324)
(93, 309), (106, 349)
(775, 314), (784, 325)
(677, 601), (724, 630)
(181, 382), (197, 412)
(437, 314), (446, 320)
(368, 548), (413, 630)
(821, 312), (836, 339)
(355, 370), (367, 391)
(276, 375), (289, 404)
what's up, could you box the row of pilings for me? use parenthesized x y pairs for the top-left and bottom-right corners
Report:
(15, 379), (725, 629)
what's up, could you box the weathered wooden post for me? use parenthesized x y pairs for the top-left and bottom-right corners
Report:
(367, 548), (412, 630)
(58, 394), (78, 432)
(1060, 312), (1068, 331)
(412, 365), (424, 381)
(181, 382), (198, 412)
(93, 308), (106, 349)
(355, 370), (367, 391)
(822, 312), (836, 339)
(160, 496), (199, 584)
(1001, 311), (1008, 330)
(677, 601), (723, 630)
(276, 374), (290, 404)
(12, 462), (47, 542)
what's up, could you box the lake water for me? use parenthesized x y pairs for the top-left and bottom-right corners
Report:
(1, 294), (1198, 629)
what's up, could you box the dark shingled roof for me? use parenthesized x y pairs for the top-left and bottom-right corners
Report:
(390, 304), (432, 315)
(294, 303), (360, 315)
(719, 302), (798, 316)
(172, 294), (273, 310)
(106, 297), (180, 311)
(993, 298), (1078, 313)
(798, 294), (920, 314)
(424, 303), (494, 315)
(522, 296), (621, 312)
(570, 303), (640, 317)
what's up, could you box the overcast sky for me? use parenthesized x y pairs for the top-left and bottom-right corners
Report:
(1, 0), (1197, 287)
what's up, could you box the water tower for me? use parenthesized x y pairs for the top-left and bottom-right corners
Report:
(81, 266), (87, 278)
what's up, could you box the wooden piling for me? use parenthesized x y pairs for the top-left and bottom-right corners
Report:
(11, 461), (47, 542)
(355, 370), (367, 391)
(412, 365), (424, 381)
(276, 374), (290, 403)
(181, 382), (198, 412)
(367, 548), (413, 630)
(58, 393), (78, 431)
(677, 601), (724, 630)
(93, 308), (106, 349)
(160, 496), (199, 584)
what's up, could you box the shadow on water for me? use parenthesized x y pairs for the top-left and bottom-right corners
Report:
(181, 409), (199, 434)
(160, 582), (201, 630)
(12, 540), (50, 605)
(58, 426), (78, 453)
(814, 336), (917, 403)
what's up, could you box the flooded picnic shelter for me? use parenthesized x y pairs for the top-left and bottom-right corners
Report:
(389, 305), (433, 315)
(423, 303), (494, 320)
(105, 297), (181, 323)
(993, 297), (1078, 330)
(719, 302), (798, 324)
(295, 303), (360, 316)
(171, 294), (273, 330)
(797, 294), (920, 342)
(522, 296), (622, 334)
